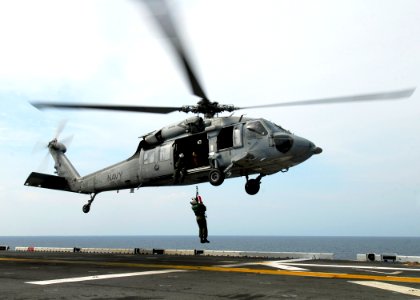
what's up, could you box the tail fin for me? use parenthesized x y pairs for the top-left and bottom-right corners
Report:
(48, 139), (80, 182)
(25, 139), (83, 193)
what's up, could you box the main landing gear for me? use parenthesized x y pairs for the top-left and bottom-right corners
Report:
(245, 174), (265, 195)
(82, 193), (97, 213)
(208, 168), (225, 186)
(208, 158), (225, 186)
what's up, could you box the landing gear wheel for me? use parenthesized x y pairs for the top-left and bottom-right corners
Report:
(82, 204), (91, 214)
(245, 179), (260, 195)
(82, 193), (97, 213)
(209, 169), (225, 186)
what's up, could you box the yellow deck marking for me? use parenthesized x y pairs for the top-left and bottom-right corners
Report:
(2, 257), (420, 284)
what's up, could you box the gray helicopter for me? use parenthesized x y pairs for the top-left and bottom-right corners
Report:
(24, 0), (415, 213)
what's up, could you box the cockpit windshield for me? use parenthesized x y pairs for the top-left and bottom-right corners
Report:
(246, 120), (268, 136)
(263, 120), (291, 134)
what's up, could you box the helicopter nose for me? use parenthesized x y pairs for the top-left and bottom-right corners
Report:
(273, 134), (322, 158)
(307, 140), (323, 155)
(289, 136), (322, 161)
(312, 145), (323, 155)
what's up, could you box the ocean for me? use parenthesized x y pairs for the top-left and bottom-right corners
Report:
(1, 236), (419, 260)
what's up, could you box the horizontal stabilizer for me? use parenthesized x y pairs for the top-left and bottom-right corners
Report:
(24, 172), (73, 192)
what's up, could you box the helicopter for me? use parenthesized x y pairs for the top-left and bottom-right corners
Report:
(24, 0), (415, 213)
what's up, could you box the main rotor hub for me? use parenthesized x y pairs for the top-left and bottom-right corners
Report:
(180, 100), (238, 117)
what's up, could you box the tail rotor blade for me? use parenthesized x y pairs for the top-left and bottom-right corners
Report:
(61, 135), (74, 148)
(32, 120), (74, 173)
(37, 152), (51, 172)
(32, 140), (47, 154)
(55, 119), (68, 140)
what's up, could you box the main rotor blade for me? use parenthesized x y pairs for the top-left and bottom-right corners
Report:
(239, 88), (416, 110)
(31, 102), (182, 114)
(142, 0), (209, 100)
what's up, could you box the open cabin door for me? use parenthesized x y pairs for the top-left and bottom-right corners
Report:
(174, 132), (209, 170)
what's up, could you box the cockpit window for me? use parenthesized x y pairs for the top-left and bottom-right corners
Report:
(265, 121), (291, 134)
(246, 121), (267, 136)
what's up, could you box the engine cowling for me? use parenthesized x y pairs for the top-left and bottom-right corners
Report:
(144, 116), (205, 145)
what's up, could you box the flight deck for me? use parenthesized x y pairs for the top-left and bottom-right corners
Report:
(1, 247), (420, 299)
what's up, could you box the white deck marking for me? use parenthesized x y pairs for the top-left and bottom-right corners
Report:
(262, 261), (308, 271)
(362, 269), (402, 275)
(216, 259), (310, 271)
(26, 269), (186, 285)
(217, 260), (420, 273)
(276, 258), (312, 263)
(216, 262), (260, 268)
(286, 262), (420, 272)
(350, 281), (420, 297)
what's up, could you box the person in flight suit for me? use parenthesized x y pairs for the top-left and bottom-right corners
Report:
(173, 153), (186, 184)
(190, 195), (209, 243)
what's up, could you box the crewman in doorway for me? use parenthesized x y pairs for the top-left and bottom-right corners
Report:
(191, 151), (199, 168)
(190, 194), (209, 243)
(174, 153), (186, 184)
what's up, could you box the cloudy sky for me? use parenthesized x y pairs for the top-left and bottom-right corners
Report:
(0, 0), (419, 236)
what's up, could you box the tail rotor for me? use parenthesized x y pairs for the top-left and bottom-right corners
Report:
(32, 120), (74, 172)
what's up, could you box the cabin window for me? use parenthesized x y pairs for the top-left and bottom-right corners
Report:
(217, 126), (234, 150)
(246, 121), (267, 136)
(159, 144), (171, 161)
(233, 124), (243, 148)
(143, 149), (155, 165)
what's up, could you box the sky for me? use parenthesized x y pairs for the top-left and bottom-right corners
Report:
(0, 0), (419, 236)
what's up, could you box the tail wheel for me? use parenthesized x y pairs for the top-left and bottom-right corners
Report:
(82, 193), (96, 214)
(245, 179), (260, 195)
(82, 204), (90, 214)
(209, 169), (225, 186)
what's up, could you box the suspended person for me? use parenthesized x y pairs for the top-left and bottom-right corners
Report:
(190, 193), (209, 243)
